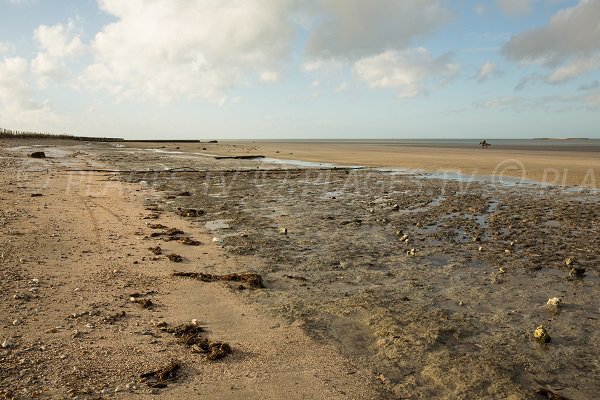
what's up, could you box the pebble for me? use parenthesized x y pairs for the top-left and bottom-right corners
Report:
(547, 297), (562, 306)
(534, 325), (551, 343)
(2, 338), (16, 349)
(12, 318), (23, 326)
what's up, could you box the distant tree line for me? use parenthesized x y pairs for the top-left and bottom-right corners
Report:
(0, 127), (124, 142)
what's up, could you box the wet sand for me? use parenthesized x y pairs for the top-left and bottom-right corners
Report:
(126, 140), (600, 188)
(2, 139), (599, 399)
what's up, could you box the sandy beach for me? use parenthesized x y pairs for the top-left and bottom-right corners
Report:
(127, 140), (600, 188)
(1, 138), (599, 399)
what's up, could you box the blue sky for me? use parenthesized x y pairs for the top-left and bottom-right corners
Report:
(1, 0), (599, 139)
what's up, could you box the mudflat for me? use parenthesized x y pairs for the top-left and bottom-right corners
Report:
(1, 139), (599, 399)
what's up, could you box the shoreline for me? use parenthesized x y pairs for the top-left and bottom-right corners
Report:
(123, 140), (600, 188)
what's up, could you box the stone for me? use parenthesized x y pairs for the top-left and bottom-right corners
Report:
(2, 338), (16, 349)
(279, 227), (288, 235)
(569, 267), (586, 278)
(533, 325), (551, 343)
(547, 297), (562, 306)
(30, 151), (46, 159)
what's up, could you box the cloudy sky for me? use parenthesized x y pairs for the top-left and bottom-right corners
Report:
(1, 0), (599, 139)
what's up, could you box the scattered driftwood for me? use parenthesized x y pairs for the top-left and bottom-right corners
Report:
(141, 360), (181, 388)
(214, 155), (265, 160)
(173, 271), (265, 289)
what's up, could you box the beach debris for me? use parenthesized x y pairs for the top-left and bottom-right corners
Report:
(147, 223), (167, 229)
(406, 248), (416, 256)
(30, 193), (43, 197)
(167, 254), (183, 263)
(391, 204), (400, 211)
(140, 360), (181, 388)
(30, 151), (46, 159)
(173, 271), (265, 289)
(2, 338), (16, 349)
(103, 311), (126, 324)
(533, 325), (551, 343)
(279, 227), (288, 235)
(283, 274), (308, 281)
(179, 237), (201, 246)
(176, 191), (192, 197)
(166, 228), (184, 236)
(130, 297), (154, 309)
(148, 246), (162, 255)
(547, 297), (562, 307)
(569, 267), (585, 278)
(175, 208), (204, 217)
(212, 237), (223, 243)
(167, 323), (232, 360)
(143, 213), (160, 220)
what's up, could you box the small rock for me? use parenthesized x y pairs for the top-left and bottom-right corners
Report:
(547, 297), (562, 306)
(569, 267), (585, 278)
(533, 325), (551, 343)
(279, 227), (288, 235)
(30, 151), (46, 159)
(2, 338), (16, 349)
(12, 318), (23, 326)
(564, 257), (574, 266)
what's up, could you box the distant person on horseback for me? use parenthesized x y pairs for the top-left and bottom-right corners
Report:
(480, 140), (491, 149)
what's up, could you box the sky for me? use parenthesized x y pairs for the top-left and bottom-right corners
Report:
(1, 0), (599, 139)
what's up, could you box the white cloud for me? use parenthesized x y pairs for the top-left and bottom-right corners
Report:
(78, 0), (295, 103)
(306, 0), (452, 60)
(474, 4), (486, 15)
(353, 48), (459, 98)
(496, 0), (534, 16)
(546, 55), (600, 83)
(476, 62), (496, 82)
(335, 82), (347, 93)
(31, 21), (84, 87)
(0, 42), (13, 54)
(503, 0), (600, 82)
(259, 71), (281, 83)
(0, 57), (62, 129)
